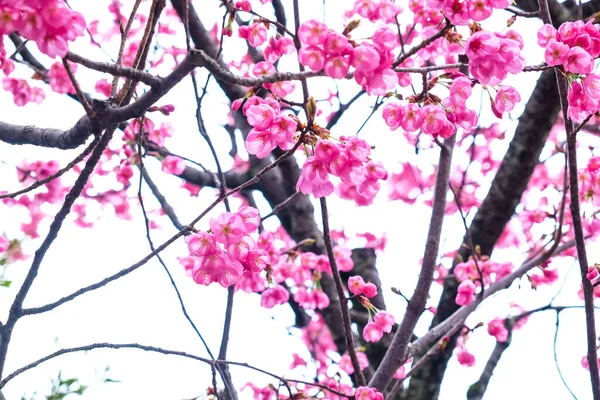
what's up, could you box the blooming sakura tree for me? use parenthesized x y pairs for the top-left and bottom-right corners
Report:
(2, 0), (600, 398)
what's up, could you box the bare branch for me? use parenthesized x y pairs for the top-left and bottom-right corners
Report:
(370, 132), (455, 392)
(66, 51), (163, 88)
(0, 119), (96, 149)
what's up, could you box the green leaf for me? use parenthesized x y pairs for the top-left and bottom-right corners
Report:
(61, 378), (77, 386)
(0, 280), (11, 288)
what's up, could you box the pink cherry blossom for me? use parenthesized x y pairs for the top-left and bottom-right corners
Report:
(374, 310), (395, 333)
(400, 103), (424, 132)
(363, 321), (384, 342)
(355, 386), (384, 400)
(48, 62), (75, 94)
(324, 55), (350, 79)
(324, 32), (351, 54)
(564, 46), (594, 74)
(246, 104), (276, 130)
(544, 38), (569, 66)
(210, 212), (245, 245)
(236, 206), (260, 233)
(245, 129), (275, 159)
(538, 24), (558, 46)
(457, 348), (476, 367)
(261, 284), (290, 308)
(339, 351), (369, 374)
(383, 103), (403, 130)
(352, 45), (381, 72)
(298, 19), (328, 46)
(345, 136), (371, 162)
(363, 283), (378, 298)
(348, 275), (366, 295)
(455, 280), (476, 306)
(298, 45), (326, 71)
(487, 318), (509, 342)
(469, 0), (493, 21)
(161, 156), (186, 175)
(492, 86), (521, 118)
(240, 23), (267, 48)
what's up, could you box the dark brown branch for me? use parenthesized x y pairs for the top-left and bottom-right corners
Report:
(260, 191), (301, 221)
(272, 0), (288, 35)
(66, 51), (162, 87)
(0, 50), (225, 150)
(392, 20), (452, 68)
(466, 326), (513, 400)
(0, 119), (96, 150)
(141, 169), (185, 230)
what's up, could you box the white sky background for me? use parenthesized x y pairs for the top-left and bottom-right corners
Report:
(0, 0), (599, 399)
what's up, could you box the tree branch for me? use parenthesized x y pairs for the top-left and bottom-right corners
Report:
(370, 132), (456, 392)
(537, 0), (600, 395)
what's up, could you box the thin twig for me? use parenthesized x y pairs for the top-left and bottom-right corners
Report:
(0, 135), (100, 200)
(319, 197), (366, 387)
(261, 191), (301, 221)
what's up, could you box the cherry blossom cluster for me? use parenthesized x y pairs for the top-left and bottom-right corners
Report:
(363, 310), (395, 342)
(182, 207), (267, 288)
(355, 386), (384, 400)
(1, 160), (69, 237)
(298, 19), (399, 95)
(297, 138), (388, 204)
(238, 95), (299, 158)
(454, 256), (513, 306)
(301, 315), (339, 376)
(387, 123), (507, 210)
(487, 318), (509, 342)
(348, 275), (379, 298)
(539, 21), (600, 73)
(234, 0), (273, 14)
(205, 224), (352, 311)
(236, 18), (295, 68)
(407, 1), (445, 28)
(2, 78), (45, 107)
(383, 74), (479, 138)
(0, 0), (85, 58)
(349, 275), (397, 342)
(426, 0), (511, 25)
(465, 29), (525, 86)
(350, 0), (401, 23)
(251, 61), (296, 97)
(538, 22), (600, 120)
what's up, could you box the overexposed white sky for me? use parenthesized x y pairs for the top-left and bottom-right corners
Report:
(0, 0), (599, 399)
